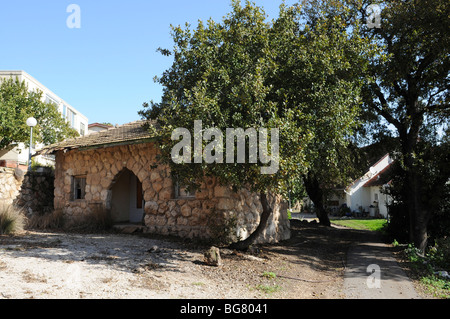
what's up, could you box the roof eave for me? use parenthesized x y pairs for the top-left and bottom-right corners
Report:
(35, 137), (157, 156)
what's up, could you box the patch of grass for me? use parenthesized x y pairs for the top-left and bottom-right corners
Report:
(331, 219), (387, 232)
(192, 281), (205, 286)
(261, 271), (277, 279)
(0, 204), (26, 235)
(420, 276), (450, 299)
(255, 284), (282, 294)
(400, 243), (450, 299)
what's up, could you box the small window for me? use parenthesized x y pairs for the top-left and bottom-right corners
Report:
(45, 94), (58, 105)
(175, 182), (195, 199)
(374, 193), (379, 201)
(72, 176), (86, 200)
(80, 123), (86, 136)
(67, 108), (76, 128)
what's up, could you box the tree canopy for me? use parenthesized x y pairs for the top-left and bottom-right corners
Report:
(140, 0), (374, 248)
(356, 0), (449, 251)
(0, 77), (79, 151)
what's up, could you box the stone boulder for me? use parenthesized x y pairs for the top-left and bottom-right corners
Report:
(203, 246), (222, 267)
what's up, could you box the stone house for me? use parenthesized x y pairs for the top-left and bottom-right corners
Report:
(36, 121), (290, 244)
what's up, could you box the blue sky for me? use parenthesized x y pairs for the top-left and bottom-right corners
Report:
(0, 0), (296, 126)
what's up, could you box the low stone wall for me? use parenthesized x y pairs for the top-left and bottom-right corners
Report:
(0, 167), (23, 206)
(54, 142), (290, 244)
(14, 168), (54, 215)
(0, 167), (54, 216)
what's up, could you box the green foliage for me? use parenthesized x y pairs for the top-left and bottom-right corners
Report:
(385, 156), (450, 244)
(140, 0), (374, 200)
(0, 77), (79, 150)
(420, 276), (450, 299)
(401, 240), (450, 298)
(261, 271), (277, 279)
(0, 204), (25, 235)
(355, 0), (450, 250)
(429, 237), (450, 271)
(206, 213), (240, 246)
(405, 244), (424, 265)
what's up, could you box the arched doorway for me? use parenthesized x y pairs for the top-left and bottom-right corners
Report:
(109, 168), (144, 224)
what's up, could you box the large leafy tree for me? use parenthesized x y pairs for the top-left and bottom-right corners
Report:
(269, 1), (375, 226)
(0, 77), (79, 151)
(356, 0), (449, 252)
(140, 0), (373, 248)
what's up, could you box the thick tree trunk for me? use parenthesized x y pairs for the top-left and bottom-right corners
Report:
(303, 173), (331, 227)
(402, 130), (430, 253)
(406, 169), (430, 253)
(229, 192), (272, 251)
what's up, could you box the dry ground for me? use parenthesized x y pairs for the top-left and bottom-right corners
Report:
(0, 220), (366, 299)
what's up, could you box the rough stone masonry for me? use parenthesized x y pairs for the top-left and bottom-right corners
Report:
(53, 141), (290, 244)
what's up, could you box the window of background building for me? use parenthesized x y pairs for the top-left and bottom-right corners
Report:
(80, 122), (85, 136)
(45, 94), (58, 105)
(67, 109), (76, 128)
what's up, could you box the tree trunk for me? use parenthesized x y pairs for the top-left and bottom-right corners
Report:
(407, 169), (430, 253)
(229, 192), (272, 251)
(303, 173), (331, 227)
(402, 138), (430, 253)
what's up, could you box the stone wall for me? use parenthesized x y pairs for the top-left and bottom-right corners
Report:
(14, 168), (54, 215)
(0, 167), (23, 206)
(0, 167), (54, 216)
(54, 142), (290, 244)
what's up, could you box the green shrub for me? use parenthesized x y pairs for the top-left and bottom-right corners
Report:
(0, 204), (26, 235)
(206, 212), (240, 246)
(428, 237), (450, 270)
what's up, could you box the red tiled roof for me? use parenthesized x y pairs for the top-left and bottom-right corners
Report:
(88, 122), (113, 129)
(363, 161), (395, 187)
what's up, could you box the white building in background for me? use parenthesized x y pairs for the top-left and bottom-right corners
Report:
(0, 70), (89, 169)
(344, 153), (394, 218)
(302, 153), (395, 219)
(88, 122), (113, 135)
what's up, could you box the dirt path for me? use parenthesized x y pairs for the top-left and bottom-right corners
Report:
(0, 219), (420, 299)
(344, 241), (420, 299)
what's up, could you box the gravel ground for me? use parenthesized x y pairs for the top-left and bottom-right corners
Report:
(0, 220), (369, 299)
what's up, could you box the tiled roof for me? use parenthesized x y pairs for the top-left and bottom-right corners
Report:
(36, 121), (156, 155)
(363, 161), (395, 187)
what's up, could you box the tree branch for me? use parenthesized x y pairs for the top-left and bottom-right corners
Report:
(368, 83), (403, 132)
